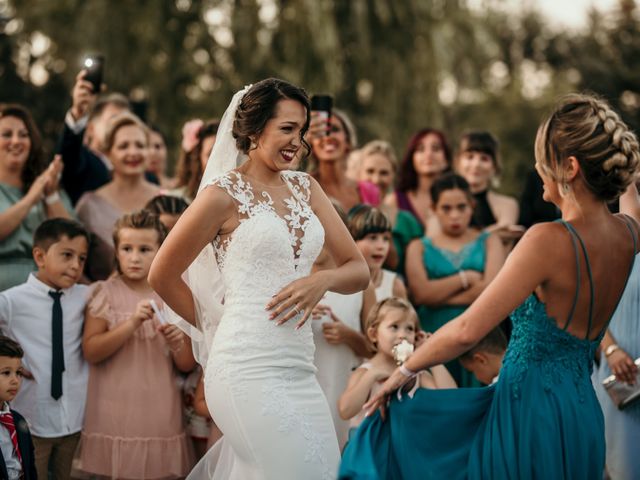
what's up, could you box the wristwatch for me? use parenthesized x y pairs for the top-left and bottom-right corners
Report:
(605, 344), (620, 358)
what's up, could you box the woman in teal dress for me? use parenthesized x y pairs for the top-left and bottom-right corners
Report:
(340, 94), (640, 479)
(0, 104), (73, 291)
(405, 173), (505, 387)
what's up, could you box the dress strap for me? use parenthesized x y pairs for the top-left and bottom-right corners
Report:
(559, 221), (596, 338)
(210, 171), (258, 220)
(556, 220), (582, 330)
(619, 214), (638, 252)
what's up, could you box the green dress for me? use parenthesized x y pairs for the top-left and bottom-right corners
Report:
(0, 183), (73, 291)
(418, 231), (489, 387)
(392, 210), (423, 276)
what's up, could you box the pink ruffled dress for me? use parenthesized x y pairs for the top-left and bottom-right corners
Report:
(76, 275), (193, 479)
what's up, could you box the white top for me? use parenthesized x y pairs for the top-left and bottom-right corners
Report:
(312, 290), (364, 449)
(374, 270), (396, 302)
(0, 274), (90, 437)
(0, 403), (21, 480)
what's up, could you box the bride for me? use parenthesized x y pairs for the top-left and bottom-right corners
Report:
(149, 79), (370, 479)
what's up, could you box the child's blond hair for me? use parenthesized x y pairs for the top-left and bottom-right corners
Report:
(365, 297), (420, 350)
(112, 210), (167, 273)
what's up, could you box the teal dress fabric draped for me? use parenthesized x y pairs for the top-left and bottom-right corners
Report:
(340, 220), (636, 480)
(417, 231), (489, 387)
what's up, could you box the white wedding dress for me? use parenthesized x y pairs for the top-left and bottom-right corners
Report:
(190, 170), (340, 480)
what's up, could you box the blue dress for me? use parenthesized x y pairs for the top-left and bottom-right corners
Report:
(592, 255), (640, 479)
(418, 232), (489, 388)
(339, 220), (637, 479)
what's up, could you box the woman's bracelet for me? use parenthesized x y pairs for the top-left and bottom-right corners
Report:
(458, 270), (469, 290)
(399, 363), (417, 378)
(44, 191), (61, 205)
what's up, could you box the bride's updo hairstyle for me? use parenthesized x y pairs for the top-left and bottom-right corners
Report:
(232, 78), (312, 158)
(535, 94), (640, 202)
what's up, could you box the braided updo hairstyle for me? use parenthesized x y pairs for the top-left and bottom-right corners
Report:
(535, 94), (640, 202)
(232, 78), (311, 158)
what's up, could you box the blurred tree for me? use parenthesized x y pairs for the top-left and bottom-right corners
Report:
(1, 0), (637, 195)
(546, 0), (640, 132)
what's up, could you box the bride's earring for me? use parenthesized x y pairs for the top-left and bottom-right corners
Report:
(561, 183), (570, 195)
(250, 140), (257, 150)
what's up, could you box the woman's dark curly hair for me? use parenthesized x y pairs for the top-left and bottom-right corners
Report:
(232, 78), (311, 158)
(0, 104), (46, 193)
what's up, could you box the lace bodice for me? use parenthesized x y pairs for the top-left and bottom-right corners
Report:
(504, 295), (601, 400)
(209, 170), (324, 307)
(203, 170), (325, 376)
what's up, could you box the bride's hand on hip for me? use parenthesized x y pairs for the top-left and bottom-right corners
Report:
(266, 271), (331, 329)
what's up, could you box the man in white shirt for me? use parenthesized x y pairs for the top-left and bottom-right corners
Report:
(0, 218), (90, 479)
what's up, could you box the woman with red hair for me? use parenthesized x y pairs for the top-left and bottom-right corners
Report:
(385, 128), (452, 231)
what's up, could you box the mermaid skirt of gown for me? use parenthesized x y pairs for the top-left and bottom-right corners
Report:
(188, 301), (340, 480)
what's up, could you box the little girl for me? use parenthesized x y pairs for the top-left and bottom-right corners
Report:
(339, 297), (456, 427)
(146, 194), (213, 460)
(311, 201), (376, 450)
(405, 173), (506, 387)
(145, 194), (189, 232)
(348, 205), (407, 301)
(78, 210), (194, 479)
(358, 140), (423, 274)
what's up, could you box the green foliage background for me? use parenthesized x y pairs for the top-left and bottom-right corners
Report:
(1, 0), (639, 196)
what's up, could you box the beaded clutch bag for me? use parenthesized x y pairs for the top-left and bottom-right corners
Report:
(603, 358), (640, 410)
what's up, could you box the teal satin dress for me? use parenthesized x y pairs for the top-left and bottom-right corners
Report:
(339, 220), (637, 479)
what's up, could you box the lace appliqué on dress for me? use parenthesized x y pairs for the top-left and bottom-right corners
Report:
(210, 171), (314, 270)
(262, 372), (334, 480)
(504, 295), (599, 402)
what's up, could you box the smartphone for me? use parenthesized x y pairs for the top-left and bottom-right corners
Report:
(83, 55), (105, 93)
(310, 94), (333, 135)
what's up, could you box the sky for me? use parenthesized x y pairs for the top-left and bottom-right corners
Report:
(537, 0), (619, 29)
(472, 0), (622, 30)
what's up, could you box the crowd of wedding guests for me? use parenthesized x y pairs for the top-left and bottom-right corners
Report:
(0, 69), (638, 480)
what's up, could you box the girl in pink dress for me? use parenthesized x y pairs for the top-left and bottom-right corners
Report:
(77, 210), (195, 479)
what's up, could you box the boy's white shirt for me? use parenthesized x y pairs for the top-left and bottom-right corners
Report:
(0, 274), (90, 438)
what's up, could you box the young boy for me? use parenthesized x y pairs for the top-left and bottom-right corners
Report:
(0, 335), (37, 479)
(0, 218), (90, 479)
(459, 326), (508, 385)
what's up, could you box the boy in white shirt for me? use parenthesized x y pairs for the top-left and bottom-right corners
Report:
(459, 326), (508, 385)
(0, 218), (90, 479)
